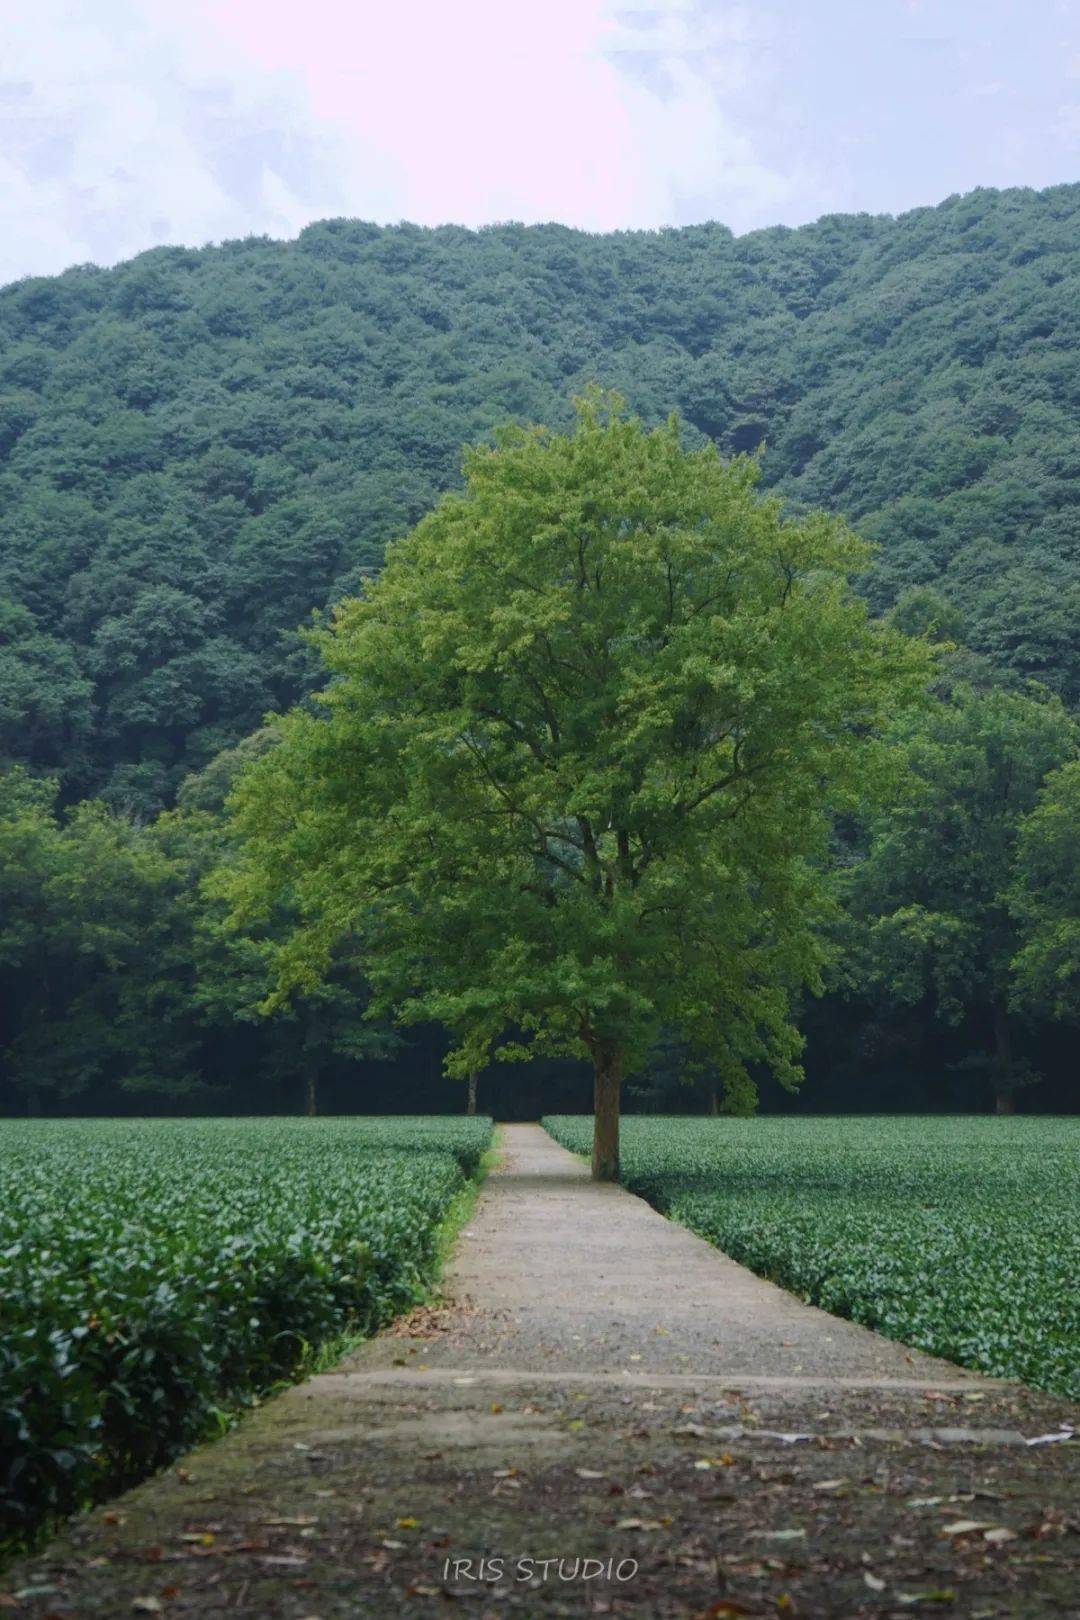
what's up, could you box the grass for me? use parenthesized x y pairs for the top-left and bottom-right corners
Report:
(543, 1114), (1080, 1400)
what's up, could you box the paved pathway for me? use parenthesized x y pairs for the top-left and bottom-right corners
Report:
(6, 1125), (1078, 1618)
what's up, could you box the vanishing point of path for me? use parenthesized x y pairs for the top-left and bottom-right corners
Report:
(7, 1125), (1078, 1618)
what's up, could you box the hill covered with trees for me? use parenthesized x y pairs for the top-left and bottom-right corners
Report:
(2, 183), (1078, 811)
(1, 184), (1078, 1116)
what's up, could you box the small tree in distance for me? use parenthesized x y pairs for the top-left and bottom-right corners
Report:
(223, 394), (931, 1178)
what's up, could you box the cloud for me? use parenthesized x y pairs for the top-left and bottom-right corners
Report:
(0, 0), (833, 285)
(0, 0), (360, 283)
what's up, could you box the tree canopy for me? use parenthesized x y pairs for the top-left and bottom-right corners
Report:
(224, 400), (931, 1174)
(2, 187), (1079, 813)
(2, 185), (1079, 1118)
(842, 685), (1078, 1111)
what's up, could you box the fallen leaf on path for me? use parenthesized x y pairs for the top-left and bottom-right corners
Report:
(813, 1479), (849, 1492)
(907, 1493), (974, 1508)
(864, 1573), (886, 1591)
(575, 1468), (605, 1479)
(263, 1516), (317, 1527)
(896, 1591), (956, 1607)
(940, 1521), (994, 1537)
(1025, 1427), (1074, 1446)
(756, 1529), (805, 1541)
(614, 1518), (662, 1531)
(131, 1601), (164, 1614)
(395, 1517), (421, 1530)
(983, 1527), (1017, 1544)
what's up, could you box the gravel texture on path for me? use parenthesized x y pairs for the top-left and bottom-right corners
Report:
(5, 1124), (1077, 1619)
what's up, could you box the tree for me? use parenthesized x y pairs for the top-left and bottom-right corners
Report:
(225, 397), (929, 1176)
(844, 686), (1077, 1111)
(1011, 760), (1080, 1022)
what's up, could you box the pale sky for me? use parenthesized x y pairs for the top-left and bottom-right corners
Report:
(1, 0), (1079, 286)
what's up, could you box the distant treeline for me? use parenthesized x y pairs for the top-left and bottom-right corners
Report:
(1, 186), (1078, 1115)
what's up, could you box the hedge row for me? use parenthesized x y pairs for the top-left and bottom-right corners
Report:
(1, 1116), (491, 1549)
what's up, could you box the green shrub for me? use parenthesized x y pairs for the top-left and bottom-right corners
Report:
(0, 1115), (490, 1549)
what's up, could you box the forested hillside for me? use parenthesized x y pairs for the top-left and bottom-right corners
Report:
(2, 184), (1078, 1117)
(2, 184), (1078, 811)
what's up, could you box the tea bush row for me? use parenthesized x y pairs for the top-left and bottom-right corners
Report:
(0, 1116), (491, 1549)
(543, 1114), (1079, 1399)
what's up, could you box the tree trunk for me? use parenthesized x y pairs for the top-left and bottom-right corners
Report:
(305, 1073), (318, 1117)
(466, 1071), (478, 1116)
(707, 1087), (719, 1116)
(592, 1043), (622, 1181)
(991, 996), (1015, 1114)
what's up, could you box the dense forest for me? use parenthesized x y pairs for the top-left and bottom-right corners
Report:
(1, 184), (1078, 1116)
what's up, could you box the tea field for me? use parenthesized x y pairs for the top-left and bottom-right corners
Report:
(0, 1115), (491, 1549)
(544, 1115), (1080, 1400)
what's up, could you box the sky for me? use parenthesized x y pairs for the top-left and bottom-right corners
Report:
(1, 0), (1079, 285)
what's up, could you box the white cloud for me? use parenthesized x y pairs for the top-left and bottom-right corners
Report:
(0, 0), (835, 285)
(0, 0), (361, 283)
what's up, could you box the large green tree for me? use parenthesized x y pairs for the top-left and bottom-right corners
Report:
(1011, 760), (1080, 1023)
(844, 686), (1078, 1111)
(225, 399), (929, 1175)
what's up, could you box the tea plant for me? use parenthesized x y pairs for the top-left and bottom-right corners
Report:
(0, 1115), (491, 1549)
(543, 1114), (1079, 1399)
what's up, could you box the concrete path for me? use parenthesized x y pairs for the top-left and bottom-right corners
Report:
(6, 1125), (1078, 1619)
